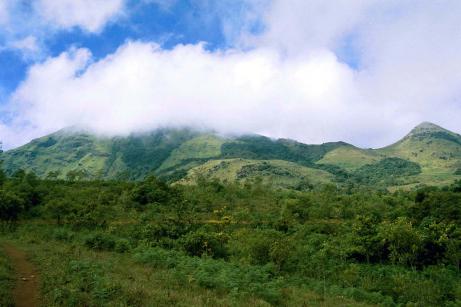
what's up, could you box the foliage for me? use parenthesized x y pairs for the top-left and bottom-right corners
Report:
(0, 189), (24, 221)
(0, 164), (460, 306)
(84, 233), (116, 251)
(0, 246), (14, 307)
(352, 157), (422, 185)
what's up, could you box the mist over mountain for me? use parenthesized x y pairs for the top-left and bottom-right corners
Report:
(2, 2), (461, 150)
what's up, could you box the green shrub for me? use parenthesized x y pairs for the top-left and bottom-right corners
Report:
(0, 248), (14, 307)
(84, 233), (116, 251)
(135, 247), (285, 305)
(52, 228), (75, 242)
(48, 260), (120, 306)
(114, 239), (131, 253)
(134, 246), (182, 269)
(180, 229), (229, 258)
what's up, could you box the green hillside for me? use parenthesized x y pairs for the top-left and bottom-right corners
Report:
(2, 129), (113, 179)
(179, 158), (334, 189)
(316, 145), (382, 170)
(375, 122), (461, 186)
(0, 128), (345, 187)
(2, 128), (203, 180)
(2, 122), (461, 189)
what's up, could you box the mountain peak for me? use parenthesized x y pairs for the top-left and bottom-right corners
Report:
(409, 121), (446, 136)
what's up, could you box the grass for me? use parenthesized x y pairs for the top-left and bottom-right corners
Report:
(377, 136), (461, 186)
(180, 158), (334, 188)
(0, 224), (374, 307)
(9, 233), (255, 306)
(158, 134), (225, 171)
(0, 243), (14, 307)
(317, 146), (382, 170)
(2, 132), (113, 179)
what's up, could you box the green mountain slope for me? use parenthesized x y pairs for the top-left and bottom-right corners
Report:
(179, 158), (334, 189)
(2, 129), (113, 179)
(0, 128), (346, 186)
(2, 128), (202, 180)
(375, 122), (461, 186)
(2, 122), (461, 188)
(316, 145), (382, 170)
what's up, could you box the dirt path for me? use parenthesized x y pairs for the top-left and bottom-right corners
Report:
(3, 244), (40, 307)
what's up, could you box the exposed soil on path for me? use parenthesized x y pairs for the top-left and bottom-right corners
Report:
(3, 243), (40, 307)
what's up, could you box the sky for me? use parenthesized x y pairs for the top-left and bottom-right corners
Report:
(1, 0), (461, 150)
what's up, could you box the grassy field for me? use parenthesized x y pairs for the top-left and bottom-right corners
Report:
(1, 224), (373, 307)
(0, 243), (14, 307)
(317, 146), (382, 170)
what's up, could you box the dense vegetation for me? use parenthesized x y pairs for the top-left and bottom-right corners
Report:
(221, 135), (345, 165)
(0, 160), (460, 306)
(350, 158), (422, 185)
(0, 245), (14, 306)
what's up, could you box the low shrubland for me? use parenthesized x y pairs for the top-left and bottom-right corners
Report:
(0, 167), (460, 306)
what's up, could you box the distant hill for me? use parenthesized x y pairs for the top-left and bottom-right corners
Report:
(2, 122), (461, 189)
(0, 127), (346, 189)
(375, 122), (461, 187)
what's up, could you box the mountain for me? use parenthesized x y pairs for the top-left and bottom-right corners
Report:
(316, 145), (382, 171)
(0, 127), (347, 189)
(313, 122), (461, 188)
(1, 127), (202, 180)
(1, 122), (461, 189)
(375, 122), (461, 187)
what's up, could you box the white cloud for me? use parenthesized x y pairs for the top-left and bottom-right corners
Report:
(9, 36), (39, 53)
(3, 42), (367, 149)
(246, 0), (374, 55)
(2, 0), (461, 150)
(36, 0), (124, 33)
(0, 0), (125, 60)
(0, 0), (9, 25)
(246, 0), (461, 143)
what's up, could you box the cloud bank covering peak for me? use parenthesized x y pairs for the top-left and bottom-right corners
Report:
(1, 0), (461, 149)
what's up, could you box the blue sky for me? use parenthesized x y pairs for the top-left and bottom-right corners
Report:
(0, 0), (259, 98)
(1, 0), (461, 149)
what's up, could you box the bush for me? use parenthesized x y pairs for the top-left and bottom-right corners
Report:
(0, 190), (24, 221)
(84, 233), (116, 251)
(134, 246), (182, 269)
(114, 239), (131, 253)
(0, 248), (14, 306)
(229, 229), (292, 269)
(49, 260), (120, 306)
(52, 228), (75, 242)
(180, 229), (229, 258)
(135, 247), (285, 305)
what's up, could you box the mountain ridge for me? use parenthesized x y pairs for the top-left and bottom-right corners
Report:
(2, 122), (461, 189)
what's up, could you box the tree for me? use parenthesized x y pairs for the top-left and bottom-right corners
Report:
(378, 217), (422, 267)
(0, 160), (5, 187)
(0, 190), (24, 221)
(418, 219), (460, 267)
(348, 214), (382, 263)
(44, 199), (73, 225)
(130, 176), (174, 209)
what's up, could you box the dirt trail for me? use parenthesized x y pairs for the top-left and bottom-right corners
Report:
(3, 244), (40, 307)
